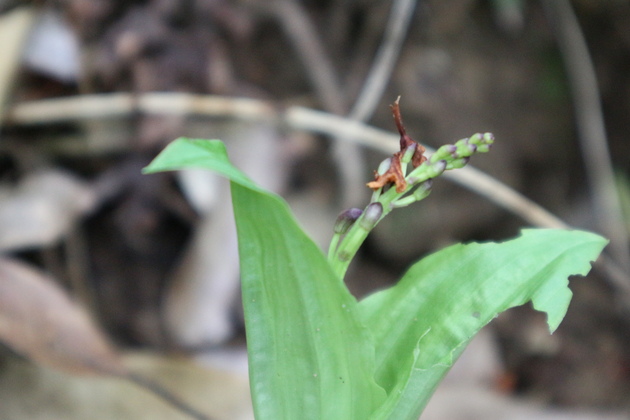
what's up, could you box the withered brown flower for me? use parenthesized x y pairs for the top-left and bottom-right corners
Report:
(367, 98), (426, 193)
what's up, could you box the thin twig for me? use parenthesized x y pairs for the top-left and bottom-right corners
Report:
(6, 93), (276, 123)
(6, 92), (630, 303)
(542, 0), (630, 273)
(3, 93), (568, 228)
(123, 371), (213, 420)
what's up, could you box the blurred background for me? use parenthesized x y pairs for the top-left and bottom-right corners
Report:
(1, 0), (630, 419)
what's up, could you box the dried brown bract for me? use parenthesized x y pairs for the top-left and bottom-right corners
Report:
(367, 98), (426, 192)
(366, 152), (407, 192)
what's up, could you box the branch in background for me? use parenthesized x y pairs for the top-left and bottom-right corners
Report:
(542, 0), (630, 276)
(0, 93), (572, 230)
(6, 92), (630, 304)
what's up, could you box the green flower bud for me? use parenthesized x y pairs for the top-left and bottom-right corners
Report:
(468, 132), (494, 147)
(391, 179), (434, 209)
(359, 202), (383, 230)
(476, 143), (492, 153)
(333, 208), (364, 234)
(429, 144), (457, 163)
(446, 157), (470, 170)
(429, 159), (447, 177)
(453, 140), (477, 158)
(376, 157), (392, 175)
(412, 179), (433, 200)
(401, 142), (417, 164)
(467, 133), (484, 145)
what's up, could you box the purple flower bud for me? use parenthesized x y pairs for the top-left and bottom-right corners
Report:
(333, 208), (363, 234)
(359, 202), (383, 230)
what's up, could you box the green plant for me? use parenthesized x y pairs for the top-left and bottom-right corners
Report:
(143, 101), (606, 420)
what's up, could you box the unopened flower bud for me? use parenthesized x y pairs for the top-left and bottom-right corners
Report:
(453, 140), (477, 158)
(446, 157), (470, 170)
(475, 133), (494, 152)
(391, 179), (434, 209)
(376, 157), (392, 175)
(468, 132), (494, 148)
(430, 144), (457, 163)
(333, 208), (363, 234)
(476, 143), (492, 153)
(412, 179), (433, 200)
(401, 142), (417, 164)
(428, 159), (447, 177)
(359, 202), (383, 230)
(467, 133), (484, 145)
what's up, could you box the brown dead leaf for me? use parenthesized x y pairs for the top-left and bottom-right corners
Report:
(0, 257), (126, 377)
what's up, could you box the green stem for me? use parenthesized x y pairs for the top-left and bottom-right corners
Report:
(327, 232), (342, 261)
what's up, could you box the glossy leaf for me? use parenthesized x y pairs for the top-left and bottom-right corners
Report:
(358, 229), (607, 420)
(145, 138), (387, 419)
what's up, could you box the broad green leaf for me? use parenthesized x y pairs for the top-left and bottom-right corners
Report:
(143, 137), (261, 192)
(145, 138), (386, 419)
(358, 229), (607, 420)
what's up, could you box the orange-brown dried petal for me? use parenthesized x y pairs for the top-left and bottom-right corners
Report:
(411, 144), (427, 168)
(366, 153), (407, 193)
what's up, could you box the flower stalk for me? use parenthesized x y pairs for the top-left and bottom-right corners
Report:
(328, 99), (495, 279)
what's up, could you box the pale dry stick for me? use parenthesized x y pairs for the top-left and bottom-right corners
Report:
(542, 0), (630, 273)
(6, 93), (630, 300)
(6, 93), (277, 124)
(4, 93), (568, 228)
